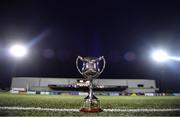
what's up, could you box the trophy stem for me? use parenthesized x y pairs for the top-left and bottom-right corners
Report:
(80, 79), (103, 113)
(89, 80), (93, 101)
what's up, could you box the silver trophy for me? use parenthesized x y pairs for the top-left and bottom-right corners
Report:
(76, 56), (106, 112)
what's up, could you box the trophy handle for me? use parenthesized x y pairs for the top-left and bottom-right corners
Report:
(98, 56), (106, 75)
(76, 56), (83, 75)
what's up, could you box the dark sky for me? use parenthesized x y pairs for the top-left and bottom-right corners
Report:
(0, 0), (180, 92)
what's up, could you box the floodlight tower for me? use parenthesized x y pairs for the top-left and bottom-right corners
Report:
(8, 44), (28, 90)
(151, 49), (168, 93)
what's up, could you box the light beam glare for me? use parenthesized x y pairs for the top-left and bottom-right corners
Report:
(27, 29), (50, 48)
(168, 56), (180, 61)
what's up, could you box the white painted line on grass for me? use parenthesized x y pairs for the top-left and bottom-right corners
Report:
(0, 107), (180, 112)
(0, 107), (79, 112)
(103, 108), (180, 112)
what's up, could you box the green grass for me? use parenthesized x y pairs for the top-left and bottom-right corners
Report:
(0, 93), (180, 116)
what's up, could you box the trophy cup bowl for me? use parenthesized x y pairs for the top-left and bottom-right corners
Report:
(76, 56), (106, 112)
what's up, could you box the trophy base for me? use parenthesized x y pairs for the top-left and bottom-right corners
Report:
(80, 107), (103, 113)
(80, 96), (103, 113)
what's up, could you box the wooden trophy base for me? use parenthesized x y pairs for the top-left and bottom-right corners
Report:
(80, 107), (103, 113)
(80, 96), (103, 113)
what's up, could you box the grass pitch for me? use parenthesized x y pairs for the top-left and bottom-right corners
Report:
(0, 93), (180, 116)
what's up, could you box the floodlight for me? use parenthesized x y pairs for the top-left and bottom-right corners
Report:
(151, 50), (168, 62)
(9, 44), (27, 58)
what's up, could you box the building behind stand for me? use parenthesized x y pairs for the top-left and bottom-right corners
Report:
(10, 77), (159, 95)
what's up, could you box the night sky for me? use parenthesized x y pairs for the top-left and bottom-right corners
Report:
(0, 0), (180, 92)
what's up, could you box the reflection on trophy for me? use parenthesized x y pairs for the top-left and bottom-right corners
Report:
(76, 56), (106, 112)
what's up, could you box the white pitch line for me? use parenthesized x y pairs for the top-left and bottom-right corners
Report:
(0, 107), (180, 112)
(0, 107), (79, 112)
(103, 109), (180, 112)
